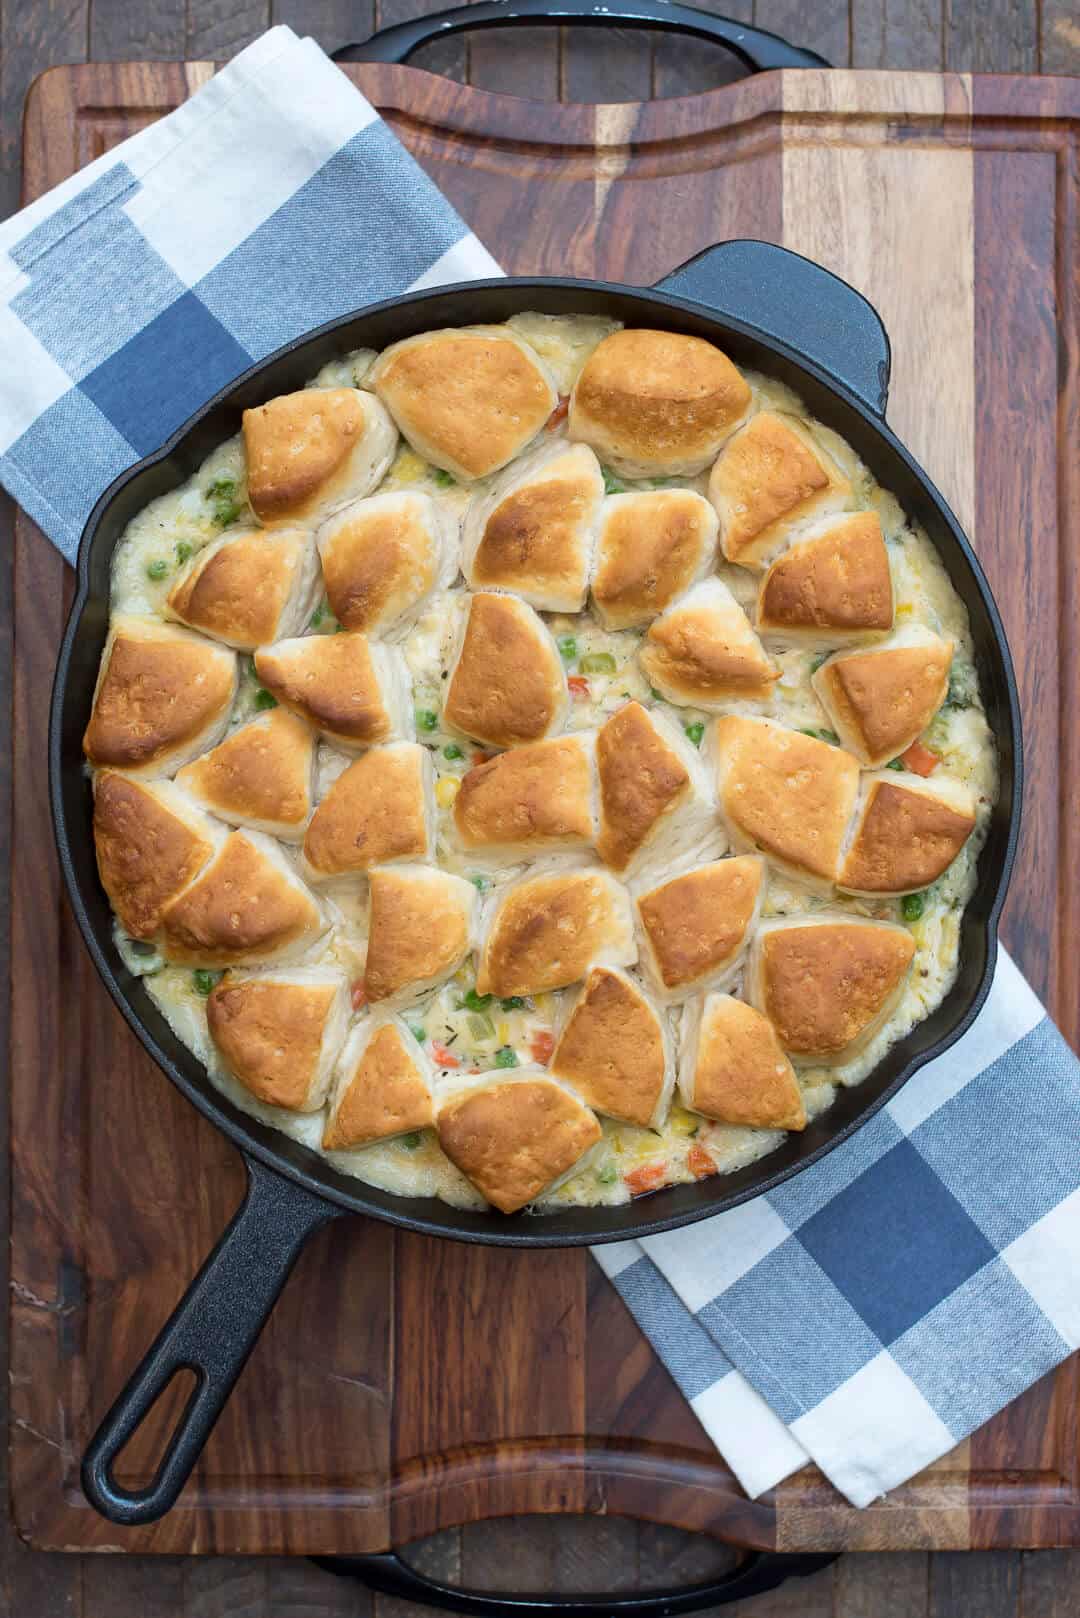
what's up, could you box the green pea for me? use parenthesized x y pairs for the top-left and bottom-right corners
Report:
(557, 635), (578, 663)
(597, 1163), (618, 1185)
(648, 687), (663, 703)
(500, 996), (526, 1011)
(192, 969), (221, 997)
(401, 1131), (423, 1150)
(146, 559), (169, 581)
(810, 652), (829, 674)
(408, 1025), (426, 1044)
(253, 688), (277, 711)
(602, 467), (626, 495)
(886, 758), (906, 771)
(431, 468), (456, 488)
(902, 892), (925, 922)
(463, 988), (493, 1012)
(206, 477), (235, 499)
(494, 1045), (518, 1069)
(684, 721), (705, 747)
(443, 742), (464, 760)
(415, 708), (438, 733)
(310, 603), (326, 628)
(580, 651), (617, 675)
(175, 541), (193, 565)
(470, 874), (489, 892)
(467, 1012), (496, 1041)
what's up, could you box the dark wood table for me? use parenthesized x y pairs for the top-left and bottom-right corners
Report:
(1, 2), (1078, 1614)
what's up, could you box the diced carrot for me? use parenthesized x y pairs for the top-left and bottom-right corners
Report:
(900, 741), (940, 777)
(625, 1162), (667, 1197)
(568, 675), (590, 699)
(687, 1143), (718, 1180)
(530, 1030), (555, 1065)
(350, 980), (367, 1011)
(546, 396), (570, 430)
(431, 1042), (460, 1068)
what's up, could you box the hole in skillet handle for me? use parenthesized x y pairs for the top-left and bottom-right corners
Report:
(313, 1547), (839, 1613)
(655, 241), (892, 419)
(81, 1155), (342, 1526)
(331, 0), (829, 73)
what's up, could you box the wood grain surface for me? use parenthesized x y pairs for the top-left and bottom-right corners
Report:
(1, 2), (1079, 1613)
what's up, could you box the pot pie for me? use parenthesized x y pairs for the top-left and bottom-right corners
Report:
(91, 313), (996, 1213)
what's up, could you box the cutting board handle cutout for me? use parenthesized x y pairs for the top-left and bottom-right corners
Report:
(657, 240), (892, 418)
(333, 0), (828, 73)
(313, 1546), (839, 1613)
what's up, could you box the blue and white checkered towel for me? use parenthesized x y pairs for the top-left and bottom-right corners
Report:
(0, 26), (498, 557)
(3, 25), (1078, 1512)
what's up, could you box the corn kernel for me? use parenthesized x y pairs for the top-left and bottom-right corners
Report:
(496, 1021), (509, 1043)
(436, 777), (460, 808)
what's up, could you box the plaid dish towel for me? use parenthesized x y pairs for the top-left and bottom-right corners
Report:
(0, 25), (498, 557)
(3, 26), (1078, 1515)
(595, 951), (1080, 1505)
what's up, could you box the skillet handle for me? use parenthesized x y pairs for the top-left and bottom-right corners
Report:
(81, 1155), (341, 1526)
(314, 1548), (838, 1613)
(333, 0), (829, 71)
(656, 240), (891, 417)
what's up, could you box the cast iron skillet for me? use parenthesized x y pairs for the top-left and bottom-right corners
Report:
(53, 236), (1021, 1577)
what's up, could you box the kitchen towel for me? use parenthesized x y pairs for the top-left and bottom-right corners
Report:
(3, 24), (1077, 1514)
(594, 950), (1080, 1506)
(0, 25), (498, 558)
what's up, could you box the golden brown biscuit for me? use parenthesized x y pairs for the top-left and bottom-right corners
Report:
(322, 1019), (434, 1149)
(477, 866), (636, 998)
(453, 734), (595, 857)
(680, 994), (805, 1130)
(436, 1074), (601, 1213)
(708, 411), (851, 569)
(254, 631), (409, 751)
(443, 592), (567, 749)
(166, 528), (319, 649)
(596, 702), (715, 876)
(637, 855), (764, 1002)
(175, 708), (315, 841)
(756, 511), (894, 644)
(839, 775), (976, 895)
(243, 387), (396, 525)
(83, 616), (237, 776)
(640, 577), (778, 707)
(749, 916), (916, 1063)
(463, 441), (603, 611)
(303, 743), (432, 880)
(92, 772), (219, 940)
(160, 830), (327, 967)
(207, 968), (347, 1112)
(317, 490), (454, 633)
(591, 489), (718, 630)
(812, 632), (954, 767)
(713, 715), (860, 890)
(550, 966), (672, 1129)
(363, 864), (476, 1006)
(569, 328), (751, 477)
(369, 326), (558, 481)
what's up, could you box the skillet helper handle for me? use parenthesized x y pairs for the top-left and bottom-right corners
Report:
(656, 239), (891, 417)
(82, 1156), (341, 1526)
(333, 0), (830, 71)
(315, 1548), (838, 1613)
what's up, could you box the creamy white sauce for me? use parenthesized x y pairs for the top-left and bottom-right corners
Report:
(103, 314), (997, 1212)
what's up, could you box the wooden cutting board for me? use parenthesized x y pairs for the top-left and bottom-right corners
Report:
(10, 61), (1080, 1557)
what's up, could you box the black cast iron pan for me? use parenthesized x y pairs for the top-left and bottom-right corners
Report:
(52, 238), (1021, 1581)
